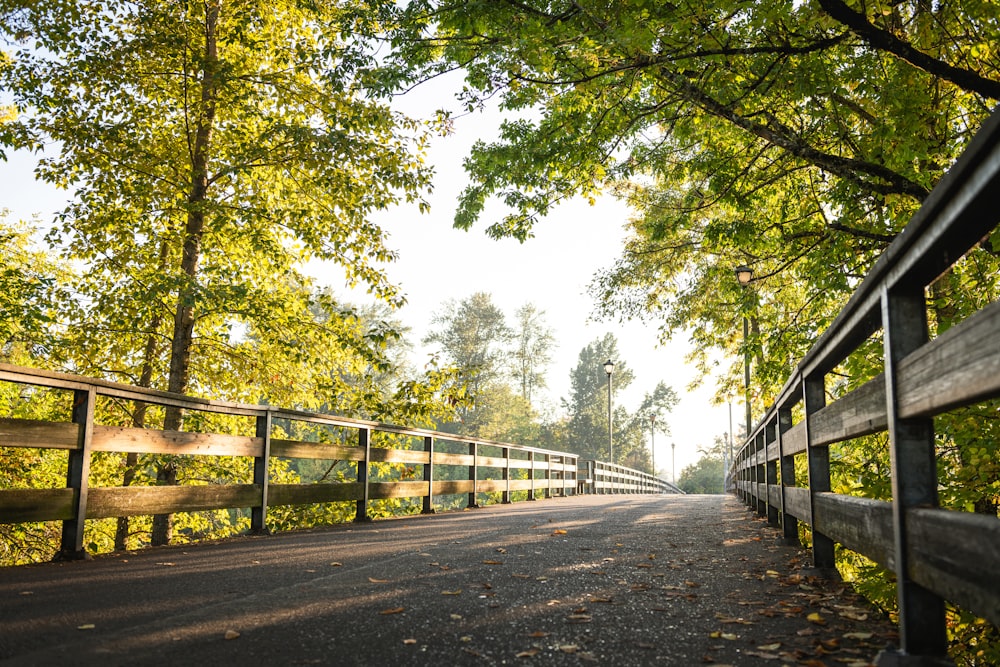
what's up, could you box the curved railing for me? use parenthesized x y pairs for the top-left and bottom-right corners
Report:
(733, 108), (1000, 662)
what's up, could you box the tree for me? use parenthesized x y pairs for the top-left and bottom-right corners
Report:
(510, 303), (555, 405)
(423, 292), (513, 434)
(382, 0), (999, 407)
(563, 333), (632, 461)
(678, 438), (727, 495)
(0, 0), (436, 544)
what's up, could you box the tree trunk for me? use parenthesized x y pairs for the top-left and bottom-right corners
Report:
(152, 1), (221, 546)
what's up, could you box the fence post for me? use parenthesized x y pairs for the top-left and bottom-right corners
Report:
(803, 373), (835, 570)
(468, 442), (480, 508)
(59, 387), (95, 560)
(502, 446), (512, 503)
(422, 436), (435, 514)
(777, 406), (798, 544)
(251, 411), (272, 534)
(765, 421), (779, 526)
(355, 427), (371, 522)
(879, 286), (948, 661)
(756, 431), (767, 517)
(528, 452), (537, 500)
(544, 453), (552, 499)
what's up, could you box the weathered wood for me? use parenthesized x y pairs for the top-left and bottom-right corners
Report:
(0, 418), (80, 450)
(477, 455), (507, 468)
(431, 452), (475, 467)
(368, 448), (431, 465)
(432, 480), (475, 495)
(92, 425), (262, 457)
(779, 422), (806, 456)
(766, 441), (779, 463)
(783, 486), (812, 523)
(507, 480), (535, 492)
(898, 298), (1000, 420)
(270, 440), (364, 461)
(0, 488), (75, 522)
(268, 483), (363, 506)
(908, 507), (1000, 628)
(86, 484), (261, 518)
(767, 483), (780, 508)
(368, 481), (430, 500)
(809, 377), (887, 446)
(812, 492), (894, 569)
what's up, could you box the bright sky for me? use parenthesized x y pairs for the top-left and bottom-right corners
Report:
(0, 77), (737, 480)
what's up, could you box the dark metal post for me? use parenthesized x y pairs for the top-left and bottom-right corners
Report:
(803, 374), (834, 569)
(777, 406), (798, 544)
(528, 452), (537, 500)
(355, 428), (371, 522)
(881, 286), (947, 659)
(468, 442), (480, 508)
(766, 421), (779, 526)
(744, 315), (752, 436)
(251, 411), (272, 534)
(60, 388), (95, 560)
(422, 436), (435, 514)
(501, 446), (511, 504)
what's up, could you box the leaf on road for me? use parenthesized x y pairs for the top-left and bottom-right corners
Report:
(402, 638), (417, 645)
(527, 631), (550, 638)
(757, 643), (781, 651)
(843, 632), (873, 640)
(559, 644), (579, 653)
(806, 612), (826, 625)
(685, 580), (700, 588)
(551, 529), (567, 535)
(441, 590), (462, 595)
(482, 560), (503, 565)
(379, 607), (405, 615)
(77, 624), (95, 631)
(224, 630), (240, 640)
(330, 561), (343, 566)
(369, 577), (389, 584)
(516, 648), (541, 658)
(744, 650), (779, 660)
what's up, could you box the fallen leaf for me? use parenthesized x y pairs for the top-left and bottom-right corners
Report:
(685, 580), (701, 588)
(843, 632), (873, 640)
(442, 590), (462, 595)
(636, 563), (653, 569)
(77, 624), (96, 631)
(379, 607), (405, 615)
(527, 631), (550, 638)
(559, 645), (579, 653)
(744, 650), (779, 660)
(758, 643), (782, 651)
(482, 560), (503, 565)
(19, 591), (33, 596)
(516, 648), (541, 658)
(512, 573), (531, 579)
(450, 614), (463, 620)
(224, 630), (240, 640)
(460, 635), (472, 642)
(807, 612), (827, 625)
(551, 529), (567, 535)
(567, 614), (592, 623)
(369, 577), (389, 584)
(156, 562), (175, 567)
(402, 638), (417, 645)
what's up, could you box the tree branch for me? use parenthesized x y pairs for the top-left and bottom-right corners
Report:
(818, 0), (1000, 100)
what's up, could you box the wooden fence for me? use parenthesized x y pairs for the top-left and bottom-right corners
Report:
(733, 107), (1000, 664)
(0, 363), (673, 561)
(578, 460), (683, 495)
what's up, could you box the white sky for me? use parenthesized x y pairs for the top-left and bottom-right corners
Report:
(0, 76), (738, 480)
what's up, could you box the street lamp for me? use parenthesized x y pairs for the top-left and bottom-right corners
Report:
(603, 360), (614, 463)
(649, 414), (656, 476)
(735, 266), (754, 437)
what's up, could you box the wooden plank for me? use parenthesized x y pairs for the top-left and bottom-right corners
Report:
(369, 449), (430, 465)
(812, 492), (894, 568)
(898, 299), (1000, 419)
(809, 378), (887, 446)
(476, 480), (506, 493)
(0, 418), (80, 450)
(0, 488), (75, 522)
(783, 486), (812, 523)
(908, 507), (1000, 628)
(508, 480), (534, 491)
(477, 456), (507, 468)
(432, 452), (475, 466)
(431, 480), (475, 495)
(768, 484), (780, 507)
(86, 485), (261, 518)
(270, 440), (364, 461)
(766, 441), (778, 463)
(369, 481), (429, 500)
(92, 425), (262, 457)
(268, 483), (362, 506)
(781, 423), (806, 456)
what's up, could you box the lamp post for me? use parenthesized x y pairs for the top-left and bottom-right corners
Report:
(650, 414), (656, 476)
(603, 360), (615, 464)
(736, 265), (754, 437)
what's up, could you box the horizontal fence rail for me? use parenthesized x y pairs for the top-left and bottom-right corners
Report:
(733, 107), (1000, 664)
(0, 363), (676, 561)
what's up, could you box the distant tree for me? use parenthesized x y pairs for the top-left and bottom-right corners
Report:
(510, 303), (555, 405)
(563, 333), (634, 461)
(678, 438), (727, 495)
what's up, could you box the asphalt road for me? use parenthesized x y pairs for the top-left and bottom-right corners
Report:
(0, 494), (897, 666)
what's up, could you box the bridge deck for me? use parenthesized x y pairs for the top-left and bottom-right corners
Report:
(1, 495), (894, 666)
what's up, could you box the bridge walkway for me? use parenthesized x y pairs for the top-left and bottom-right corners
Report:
(0, 495), (895, 666)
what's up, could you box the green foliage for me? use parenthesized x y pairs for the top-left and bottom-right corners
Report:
(678, 438), (726, 494)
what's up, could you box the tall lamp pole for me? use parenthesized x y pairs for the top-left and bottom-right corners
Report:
(736, 266), (754, 437)
(671, 442), (676, 484)
(650, 414), (656, 475)
(603, 360), (615, 464)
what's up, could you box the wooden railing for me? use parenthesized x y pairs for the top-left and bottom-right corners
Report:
(0, 363), (594, 559)
(577, 460), (683, 495)
(733, 108), (1000, 664)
